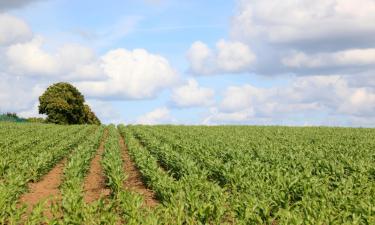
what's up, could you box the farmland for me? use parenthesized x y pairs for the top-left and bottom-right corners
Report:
(0, 122), (374, 224)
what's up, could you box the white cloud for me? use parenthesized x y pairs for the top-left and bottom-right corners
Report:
(171, 79), (214, 108)
(187, 39), (256, 75)
(338, 88), (375, 116)
(4, 36), (105, 80)
(86, 99), (123, 124)
(219, 84), (270, 112)
(136, 107), (174, 125)
(232, 0), (375, 45)
(0, 73), (44, 113)
(283, 48), (375, 68)
(6, 36), (58, 75)
(226, 0), (375, 76)
(0, 13), (32, 46)
(2, 21), (178, 101)
(76, 48), (179, 100)
(203, 107), (255, 124)
(204, 75), (375, 125)
(18, 102), (45, 118)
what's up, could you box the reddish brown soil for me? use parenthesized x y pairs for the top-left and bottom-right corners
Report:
(119, 135), (158, 207)
(19, 158), (66, 217)
(83, 129), (110, 203)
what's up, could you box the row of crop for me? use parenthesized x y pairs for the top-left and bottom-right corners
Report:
(100, 125), (152, 224)
(11, 125), (151, 224)
(58, 125), (151, 224)
(0, 122), (46, 137)
(133, 126), (226, 183)
(138, 125), (258, 187)
(132, 125), (375, 224)
(55, 125), (151, 224)
(57, 125), (106, 224)
(118, 125), (232, 224)
(148, 127), (326, 223)
(0, 125), (73, 178)
(171, 126), (375, 224)
(0, 125), (95, 223)
(131, 126), (259, 223)
(0, 123), (55, 150)
(1, 126), (86, 180)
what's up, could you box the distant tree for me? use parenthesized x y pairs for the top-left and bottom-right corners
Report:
(5, 112), (18, 119)
(0, 113), (26, 122)
(38, 82), (101, 125)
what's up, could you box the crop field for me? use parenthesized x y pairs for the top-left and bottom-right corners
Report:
(0, 122), (374, 224)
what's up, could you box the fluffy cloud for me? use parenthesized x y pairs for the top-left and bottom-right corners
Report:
(204, 108), (255, 124)
(232, 0), (375, 47)
(282, 49), (375, 69)
(3, 36), (104, 80)
(136, 107), (175, 125)
(76, 48), (179, 99)
(5, 37), (58, 75)
(0, 13), (32, 46)
(86, 99), (123, 124)
(204, 75), (375, 125)
(187, 39), (256, 75)
(1, 14), (178, 101)
(0, 14), (99, 80)
(2, 33), (178, 100)
(171, 79), (214, 108)
(1, 15), (180, 101)
(0, 73), (44, 113)
(18, 102), (44, 118)
(224, 0), (375, 76)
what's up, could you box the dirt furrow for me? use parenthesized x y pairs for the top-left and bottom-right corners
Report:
(83, 129), (110, 203)
(19, 158), (66, 217)
(119, 135), (158, 208)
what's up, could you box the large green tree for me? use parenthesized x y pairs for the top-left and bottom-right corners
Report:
(39, 82), (101, 125)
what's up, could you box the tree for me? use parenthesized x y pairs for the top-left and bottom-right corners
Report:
(39, 82), (101, 125)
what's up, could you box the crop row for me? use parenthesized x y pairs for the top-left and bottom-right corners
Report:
(58, 125), (105, 224)
(0, 123), (95, 223)
(119, 125), (232, 224)
(128, 125), (375, 224)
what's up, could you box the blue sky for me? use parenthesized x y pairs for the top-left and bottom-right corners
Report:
(1, 0), (375, 126)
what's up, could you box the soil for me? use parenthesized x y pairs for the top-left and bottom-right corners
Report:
(119, 135), (159, 207)
(19, 158), (66, 218)
(83, 129), (110, 203)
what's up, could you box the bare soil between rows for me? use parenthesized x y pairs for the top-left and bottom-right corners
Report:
(83, 129), (110, 203)
(19, 158), (66, 218)
(18, 129), (157, 218)
(119, 135), (158, 207)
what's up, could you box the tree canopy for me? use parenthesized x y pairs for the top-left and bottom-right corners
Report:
(39, 82), (101, 125)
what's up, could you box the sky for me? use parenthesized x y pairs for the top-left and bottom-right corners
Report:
(1, 0), (375, 126)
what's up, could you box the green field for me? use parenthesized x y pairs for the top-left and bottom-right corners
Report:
(0, 122), (374, 224)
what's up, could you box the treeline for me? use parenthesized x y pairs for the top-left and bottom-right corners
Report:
(0, 113), (43, 123)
